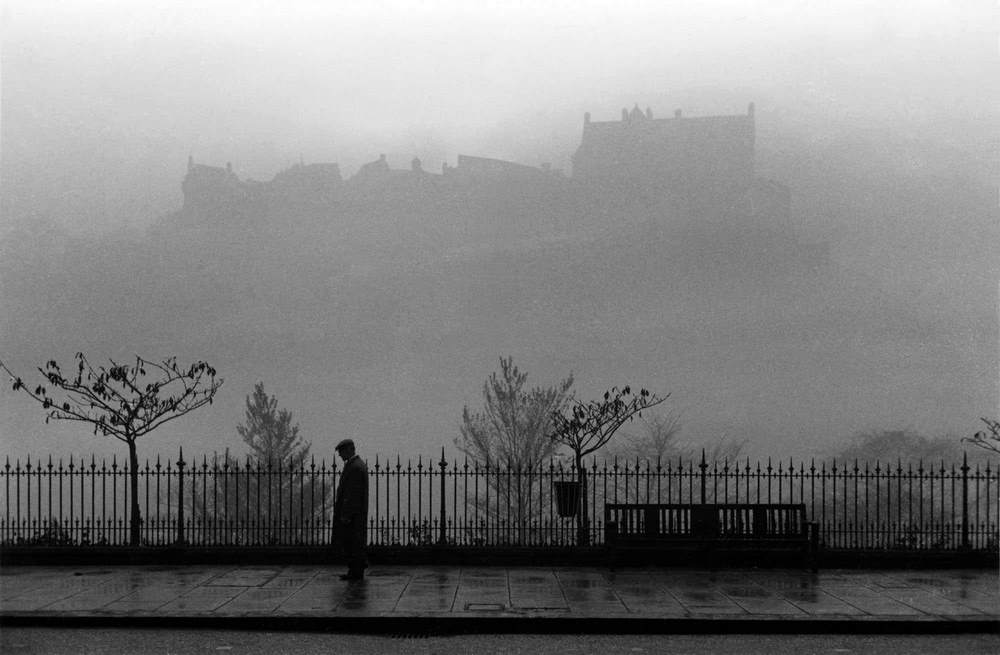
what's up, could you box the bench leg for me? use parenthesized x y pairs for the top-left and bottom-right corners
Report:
(605, 521), (618, 570)
(808, 522), (820, 572)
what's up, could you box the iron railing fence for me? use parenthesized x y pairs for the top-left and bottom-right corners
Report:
(1, 449), (997, 550)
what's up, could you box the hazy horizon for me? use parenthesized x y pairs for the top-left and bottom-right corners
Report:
(1, 1), (997, 464)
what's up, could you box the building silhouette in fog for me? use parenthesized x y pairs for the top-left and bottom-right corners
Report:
(178, 101), (786, 223)
(572, 103), (757, 207)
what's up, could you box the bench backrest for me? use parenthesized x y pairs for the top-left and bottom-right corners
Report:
(605, 503), (808, 539)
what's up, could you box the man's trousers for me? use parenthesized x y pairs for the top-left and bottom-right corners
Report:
(340, 515), (368, 576)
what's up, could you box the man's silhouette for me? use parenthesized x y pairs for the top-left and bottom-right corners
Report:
(333, 438), (368, 580)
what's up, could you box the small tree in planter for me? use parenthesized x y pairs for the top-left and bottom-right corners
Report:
(550, 386), (666, 545)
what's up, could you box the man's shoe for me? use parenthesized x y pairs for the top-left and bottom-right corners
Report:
(340, 573), (363, 581)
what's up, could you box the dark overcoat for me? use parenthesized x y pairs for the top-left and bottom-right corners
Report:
(334, 455), (369, 532)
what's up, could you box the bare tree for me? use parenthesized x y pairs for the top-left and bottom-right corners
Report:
(456, 356), (573, 544)
(617, 411), (684, 462)
(965, 418), (1000, 455)
(1, 354), (222, 545)
(549, 385), (666, 545)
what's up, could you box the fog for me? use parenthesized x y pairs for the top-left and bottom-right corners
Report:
(1, 1), (997, 464)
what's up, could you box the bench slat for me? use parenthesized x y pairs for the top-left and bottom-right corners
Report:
(605, 503), (810, 539)
(604, 503), (819, 571)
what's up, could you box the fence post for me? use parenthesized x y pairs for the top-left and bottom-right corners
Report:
(438, 447), (447, 545)
(961, 451), (970, 549)
(699, 449), (708, 504)
(176, 447), (186, 545)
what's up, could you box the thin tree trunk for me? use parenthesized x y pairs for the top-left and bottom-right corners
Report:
(127, 439), (141, 546)
(576, 454), (589, 546)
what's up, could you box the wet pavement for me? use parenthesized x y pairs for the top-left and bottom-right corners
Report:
(1, 565), (997, 630)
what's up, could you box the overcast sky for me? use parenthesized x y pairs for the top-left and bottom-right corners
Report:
(3, 1), (997, 232)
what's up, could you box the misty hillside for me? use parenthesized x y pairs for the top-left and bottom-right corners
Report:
(3, 117), (995, 465)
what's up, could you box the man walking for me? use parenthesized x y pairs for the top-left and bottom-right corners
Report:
(333, 438), (368, 581)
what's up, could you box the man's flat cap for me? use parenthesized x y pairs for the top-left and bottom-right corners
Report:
(335, 438), (355, 451)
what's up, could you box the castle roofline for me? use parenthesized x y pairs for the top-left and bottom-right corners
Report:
(583, 102), (755, 128)
(584, 114), (753, 130)
(457, 154), (537, 168)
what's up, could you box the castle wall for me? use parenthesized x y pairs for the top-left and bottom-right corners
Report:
(454, 154), (545, 179)
(181, 162), (246, 211)
(572, 106), (756, 203)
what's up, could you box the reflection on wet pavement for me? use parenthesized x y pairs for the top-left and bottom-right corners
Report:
(1, 564), (997, 621)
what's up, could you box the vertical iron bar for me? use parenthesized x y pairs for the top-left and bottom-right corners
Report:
(863, 462), (870, 549)
(477, 461), (483, 546)
(418, 457), (425, 544)
(112, 456), (118, 545)
(16, 459), (22, 544)
(142, 458), (148, 546)
(3, 458), (9, 544)
(820, 462), (826, 549)
(213, 456), (219, 547)
(406, 459), (413, 545)
(439, 448), (447, 545)
(396, 457), (402, 546)
(321, 458), (328, 546)
(26, 458), (32, 542)
(699, 450), (707, 504)
(961, 453), (969, 548)
(176, 448), (185, 545)
(452, 457), (458, 546)
(154, 457), (161, 546)
(46, 456), (53, 537)
(60, 459), (66, 542)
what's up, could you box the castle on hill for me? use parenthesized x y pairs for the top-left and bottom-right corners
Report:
(573, 103), (755, 204)
(179, 102), (787, 221)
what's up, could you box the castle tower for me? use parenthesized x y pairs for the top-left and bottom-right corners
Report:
(181, 158), (246, 211)
(572, 103), (757, 206)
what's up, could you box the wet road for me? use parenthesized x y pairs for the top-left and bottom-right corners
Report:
(3, 628), (999, 654)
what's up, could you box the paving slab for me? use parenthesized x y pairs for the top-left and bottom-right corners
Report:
(0, 564), (997, 633)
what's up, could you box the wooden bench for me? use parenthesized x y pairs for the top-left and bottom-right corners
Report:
(604, 503), (819, 570)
